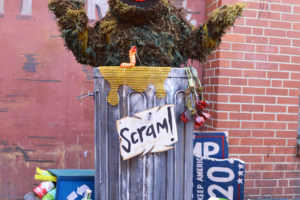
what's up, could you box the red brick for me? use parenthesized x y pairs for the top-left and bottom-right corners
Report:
(261, 187), (284, 195)
(288, 31), (300, 38)
(229, 138), (240, 145)
(293, 39), (300, 47)
(229, 129), (251, 137)
(263, 172), (285, 179)
(246, 1), (268, 9)
(253, 113), (275, 121)
(230, 112), (252, 120)
(209, 94), (229, 102)
(288, 123), (298, 130)
(210, 77), (229, 85)
(268, 55), (290, 63)
(282, 13), (300, 22)
(240, 155), (263, 163)
(277, 114), (298, 122)
(246, 36), (268, 44)
(256, 62), (278, 71)
(246, 19), (269, 27)
(259, 12), (280, 20)
(245, 188), (261, 196)
(214, 86), (241, 94)
(246, 171), (263, 179)
(275, 163), (295, 170)
(222, 33), (245, 43)
(289, 88), (299, 96)
(256, 45), (279, 54)
(252, 130), (275, 138)
(292, 56), (300, 63)
(268, 71), (290, 79)
(241, 138), (263, 146)
(245, 179), (255, 187)
(264, 155), (286, 162)
(232, 26), (252, 34)
(229, 146), (251, 154)
(270, 21), (291, 29)
(250, 164), (273, 171)
(252, 28), (263, 35)
(284, 80), (300, 88)
(264, 138), (286, 146)
(256, 180), (277, 187)
(213, 120), (240, 128)
(249, 79), (270, 87)
(276, 131), (297, 138)
(286, 172), (300, 179)
(215, 68), (243, 77)
(291, 72), (300, 80)
(288, 139), (297, 146)
(232, 43), (255, 52)
(218, 42), (231, 50)
(245, 53), (268, 61)
(266, 88), (288, 96)
(264, 29), (286, 37)
(230, 95), (253, 103)
(252, 146), (274, 154)
(210, 57), (229, 67)
(242, 121), (264, 129)
(230, 78), (247, 86)
(231, 60), (254, 69)
(293, 23), (300, 30)
(278, 97), (298, 104)
(278, 180), (289, 187)
(243, 87), (265, 95)
(269, 37), (291, 46)
(280, 63), (300, 72)
(242, 10), (257, 18)
(244, 70), (267, 78)
(272, 80), (282, 87)
(265, 105), (286, 112)
(216, 51), (244, 60)
(281, 47), (300, 56)
(242, 104), (264, 112)
(254, 96), (276, 104)
(290, 180), (300, 186)
(209, 110), (228, 120)
(270, 4), (292, 12)
(295, 6), (300, 13)
(288, 106), (298, 113)
(275, 147), (296, 154)
(265, 122), (287, 130)
(285, 187), (300, 194)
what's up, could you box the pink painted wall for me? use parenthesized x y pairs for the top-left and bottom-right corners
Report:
(0, 0), (205, 198)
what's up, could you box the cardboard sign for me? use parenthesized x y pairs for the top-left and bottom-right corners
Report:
(116, 104), (178, 160)
(193, 132), (229, 159)
(193, 156), (245, 200)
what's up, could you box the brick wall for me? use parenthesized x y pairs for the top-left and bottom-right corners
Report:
(203, 0), (300, 198)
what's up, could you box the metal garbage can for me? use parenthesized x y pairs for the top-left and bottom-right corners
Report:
(93, 68), (193, 200)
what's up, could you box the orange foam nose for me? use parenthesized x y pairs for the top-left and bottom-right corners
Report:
(131, 46), (137, 52)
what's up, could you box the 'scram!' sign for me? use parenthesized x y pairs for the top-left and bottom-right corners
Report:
(116, 105), (178, 160)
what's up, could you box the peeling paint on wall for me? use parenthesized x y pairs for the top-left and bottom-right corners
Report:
(22, 54), (41, 73)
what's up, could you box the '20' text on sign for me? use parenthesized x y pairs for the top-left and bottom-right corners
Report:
(116, 105), (178, 160)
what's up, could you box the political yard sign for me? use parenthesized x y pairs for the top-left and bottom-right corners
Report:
(116, 104), (178, 160)
(193, 156), (246, 200)
(193, 132), (229, 159)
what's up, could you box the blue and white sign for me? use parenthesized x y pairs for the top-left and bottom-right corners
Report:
(193, 132), (229, 159)
(193, 156), (245, 200)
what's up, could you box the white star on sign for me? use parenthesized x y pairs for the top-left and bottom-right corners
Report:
(237, 178), (243, 184)
(238, 170), (244, 176)
(238, 164), (245, 169)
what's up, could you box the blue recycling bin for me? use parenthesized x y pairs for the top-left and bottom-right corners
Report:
(48, 169), (94, 200)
